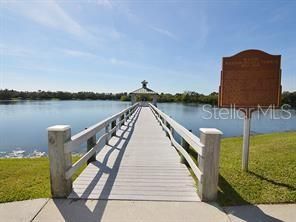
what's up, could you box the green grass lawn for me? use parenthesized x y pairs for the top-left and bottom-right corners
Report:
(0, 132), (295, 205)
(218, 131), (296, 206)
(0, 156), (85, 203)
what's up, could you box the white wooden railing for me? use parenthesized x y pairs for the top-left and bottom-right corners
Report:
(47, 103), (139, 197)
(149, 103), (222, 201)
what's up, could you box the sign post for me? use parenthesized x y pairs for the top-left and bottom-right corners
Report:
(219, 49), (281, 171)
(242, 109), (252, 171)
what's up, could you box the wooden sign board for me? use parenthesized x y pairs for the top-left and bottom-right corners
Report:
(219, 50), (281, 108)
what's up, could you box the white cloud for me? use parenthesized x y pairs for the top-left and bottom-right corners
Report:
(3, 0), (95, 40)
(150, 26), (177, 40)
(96, 0), (113, 8)
(61, 49), (96, 58)
(0, 43), (33, 57)
(95, 0), (138, 22)
(88, 26), (123, 41)
(109, 57), (126, 65)
(60, 48), (136, 67)
(196, 10), (209, 48)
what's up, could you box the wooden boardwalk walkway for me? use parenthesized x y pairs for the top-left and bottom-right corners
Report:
(68, 106), (200, 201)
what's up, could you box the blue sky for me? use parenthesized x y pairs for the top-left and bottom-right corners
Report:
(0, 0), (295, 94)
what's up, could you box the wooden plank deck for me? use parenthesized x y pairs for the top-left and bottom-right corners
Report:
(68, 106), (200, 202)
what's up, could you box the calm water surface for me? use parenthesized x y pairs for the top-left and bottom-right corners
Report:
(0, 100), (295, 157)
(158, 103), (296, 138)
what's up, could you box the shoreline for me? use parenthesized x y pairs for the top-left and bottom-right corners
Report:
(1, 130), (295, 159)
(0, 149), (83, 159)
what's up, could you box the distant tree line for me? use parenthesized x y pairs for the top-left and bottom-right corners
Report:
(0, 89), (127, 101)
(120, 92), (218, 105)
(157, 91), (296, 107)
(0, 89), (295, 107)
(157, 91), (218, 105)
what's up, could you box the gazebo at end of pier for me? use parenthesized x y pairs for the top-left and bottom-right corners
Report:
(130, 80), (158, 106)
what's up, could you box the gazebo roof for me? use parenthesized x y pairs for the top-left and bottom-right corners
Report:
(130, 80), (158, 95)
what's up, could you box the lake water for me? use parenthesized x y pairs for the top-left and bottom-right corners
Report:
(0, 100), (295, 158)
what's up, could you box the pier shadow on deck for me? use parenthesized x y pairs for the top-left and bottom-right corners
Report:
(68, 106), (199, 202)
(68, 106), (141, 200)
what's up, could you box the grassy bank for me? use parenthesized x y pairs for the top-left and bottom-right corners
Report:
(218, 131), (296, 206)
(0, 132), (295, 205)
(0, 156), (84, 203)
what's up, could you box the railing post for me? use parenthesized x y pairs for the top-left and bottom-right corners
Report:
(180, 138), (189, 164)
(166, 122), (172, 138)
(105, 124), (109, 145)
(124, 112), (127, 123)
(198, 128), (222, 201)
(87, 135), (96, 164)
(163, 120), (169, 136)
(168, 124), (173, 144)
(111, 120), (116, 137)
(120, 114), (125, 126)
(47, 125), (72, 198)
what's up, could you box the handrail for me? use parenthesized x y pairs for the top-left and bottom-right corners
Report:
(65, 132), (109, 179)
(149, 103), (223, 201)
(149, 103), (204, 156)
(64, 103), (139, 153)
(65, 107), (140, 179)
(151, 107), (203, 182)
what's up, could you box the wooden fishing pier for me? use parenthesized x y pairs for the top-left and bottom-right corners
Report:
(48, 103), (222, 202)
